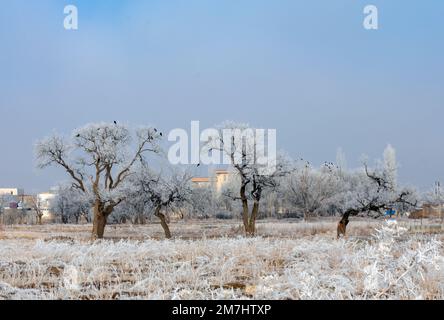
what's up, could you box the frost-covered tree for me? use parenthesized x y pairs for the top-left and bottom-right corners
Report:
(206, 121), (291, 236)
(423, 182), (444, 206)
(52, 185), (92, 224)
(0, 195), (7, 224)
(112, 169), (155, 225)
(336, 148), (417, 238)
(27, 195), (45, 225)
(283, 161), (341, 220)
(35, 122), (161, 239)
(188, 187), (216, 219)
(126, 163), (192, 238)
(0, 195), (7, 211)
(422, 182), (444, 221)
(382, 144), (397, 191)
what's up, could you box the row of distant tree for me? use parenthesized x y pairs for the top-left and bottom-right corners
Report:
(0, 194), (51, 225)
(27, 121), (439, 239)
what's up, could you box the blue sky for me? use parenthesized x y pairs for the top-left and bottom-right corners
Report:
(0, 0), (443, 192)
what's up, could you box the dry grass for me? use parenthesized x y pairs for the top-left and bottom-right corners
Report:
(0, 219), (443, 300)
(0, 218), (385, 241)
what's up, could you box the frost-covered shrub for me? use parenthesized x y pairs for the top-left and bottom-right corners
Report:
(0, 221), (442, 300)
(359, 220), (442, 299)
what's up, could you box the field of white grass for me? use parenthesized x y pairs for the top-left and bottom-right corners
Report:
(0, 219), (443, 300)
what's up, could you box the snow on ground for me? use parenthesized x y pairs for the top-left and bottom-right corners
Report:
(0, 220), (443, 300)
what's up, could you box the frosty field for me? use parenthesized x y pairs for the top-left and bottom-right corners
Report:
(0, 219), (443, 300)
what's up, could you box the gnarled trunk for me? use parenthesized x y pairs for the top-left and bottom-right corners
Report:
(337, 216), (349, 239)
(91, 202), (109, 239)
(240, 183), (262, 237)
(92, 212), (107, 239)
(246, 201), (260, 236)
(337, 209), (357, 239)
(240, 185), (250, 234)
(155, 207), (171, 239)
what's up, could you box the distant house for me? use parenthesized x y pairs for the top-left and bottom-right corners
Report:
(191, 177), (211, 189)
(191, 169), (230, 194)
(0, 188), (24, 196)
(214, 170), (229, 193)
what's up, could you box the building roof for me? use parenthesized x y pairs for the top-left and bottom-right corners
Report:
(191, 177), (210, 183)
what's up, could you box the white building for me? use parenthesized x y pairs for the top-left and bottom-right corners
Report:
(191, 169), (230, 194)
(0, 188), (24, 196)
(37, 192), (57, 219)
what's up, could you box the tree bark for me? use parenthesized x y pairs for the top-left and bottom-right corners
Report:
(337, 209), (357, 238)
(247, 201), (260, 236)
(92, 213), (107, 239)
(92, 202), (108, 239)
(337, 216), (348, 239)
(240, 185), (250, 234)
(155, 207), (171, 239)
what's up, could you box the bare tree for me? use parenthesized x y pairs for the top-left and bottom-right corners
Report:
(423, 182), (444, 222)
(52, 185), (92, 224)
(128, 164), (192, 239)
(188, 187), (215, 219)
(36, 122), (161, 239)
(284, 161), (340, 220)
(28, 195), (45, 225)
(206, 122), (291, 236)
(0, 195), (7, 228)
(336, 161), (417, 238)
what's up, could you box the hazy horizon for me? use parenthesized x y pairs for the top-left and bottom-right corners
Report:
(1, 0), (443, 193)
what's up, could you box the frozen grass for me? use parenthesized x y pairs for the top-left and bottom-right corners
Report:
(0, 218), (382, 241)
(0, 220), (443, 300)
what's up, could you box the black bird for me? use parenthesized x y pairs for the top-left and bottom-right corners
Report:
(159, 132), (163, 136)
(197, 163), (200, 167)
(76, 134), (80, 137)
(114, 121), (117, 125)
(154, 128), (158, 133)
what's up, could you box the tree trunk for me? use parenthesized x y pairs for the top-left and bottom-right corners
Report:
(155, 207), (171, 239)
(92, 213), (107, 239)
(337, 217), (348, 239)
(37, 214), (42, 225)
(247, 201), (260, 236)
(337, 210), (355, 239)
(240, 185), (250, 234)
(92, 203), (108, 239)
